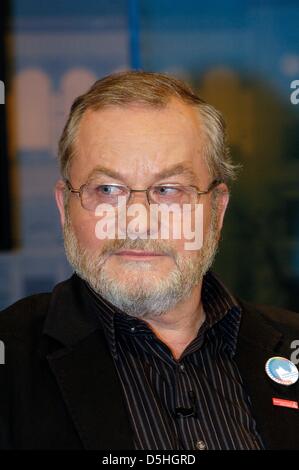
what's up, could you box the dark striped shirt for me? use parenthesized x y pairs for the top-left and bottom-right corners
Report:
(85, 270), (264, 450)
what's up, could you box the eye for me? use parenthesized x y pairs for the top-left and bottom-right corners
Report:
(96, 185), (126, 196)
(153, 186), (182, 196)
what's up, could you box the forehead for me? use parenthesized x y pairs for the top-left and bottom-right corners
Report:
(71, 98), (209, 184)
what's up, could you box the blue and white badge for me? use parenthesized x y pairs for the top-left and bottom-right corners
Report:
(265, 356), (299, 386)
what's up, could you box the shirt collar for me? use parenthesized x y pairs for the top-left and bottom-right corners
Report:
(201, 270), (242, 356)
(84, 282), (120, 360)
(85, 270), (242, 361)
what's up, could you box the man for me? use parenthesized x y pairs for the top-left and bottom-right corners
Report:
(0, 71), (299, 450)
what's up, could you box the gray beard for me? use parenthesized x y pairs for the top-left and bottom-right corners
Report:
(63, 209), (219, 319)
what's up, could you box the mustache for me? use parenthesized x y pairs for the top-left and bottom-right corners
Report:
(97, 238), (178, 260)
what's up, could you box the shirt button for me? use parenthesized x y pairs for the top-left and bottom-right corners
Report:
(195, 440), (206, 450)
(130, 326), (135, 332)
(179, 364), (185, 371)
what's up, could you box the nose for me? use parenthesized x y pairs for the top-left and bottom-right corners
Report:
(126, 190), (152, 239)
(127, 189), (150, 206)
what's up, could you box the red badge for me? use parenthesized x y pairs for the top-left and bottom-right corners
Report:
(272, 397), (299, 409)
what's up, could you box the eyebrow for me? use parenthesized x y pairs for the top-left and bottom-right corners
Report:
(87, 163), (199, 185)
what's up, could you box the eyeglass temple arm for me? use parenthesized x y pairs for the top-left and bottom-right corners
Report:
(197, 179), (223, 196)
(65, 180), (81, 194)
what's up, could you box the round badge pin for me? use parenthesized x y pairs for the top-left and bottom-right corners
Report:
(265, 356), (299, 386)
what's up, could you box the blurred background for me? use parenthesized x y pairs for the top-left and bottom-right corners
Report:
(1, 0), (299, 311)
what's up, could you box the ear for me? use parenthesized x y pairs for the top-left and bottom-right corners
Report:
(216, 183), (230, 232)
(55, 179), (66, 227)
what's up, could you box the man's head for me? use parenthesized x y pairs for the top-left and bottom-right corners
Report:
(55, 71), (238, 319)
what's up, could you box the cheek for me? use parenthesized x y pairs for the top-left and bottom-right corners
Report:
(202, 202), (215, 234)
(69, 208), (104, 251)
(175, 205), (210, 243)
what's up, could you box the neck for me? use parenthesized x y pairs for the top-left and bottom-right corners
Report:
(143, 282), (205, 361)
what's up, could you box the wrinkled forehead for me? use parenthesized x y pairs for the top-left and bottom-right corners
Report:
(71, 99), (209, 185)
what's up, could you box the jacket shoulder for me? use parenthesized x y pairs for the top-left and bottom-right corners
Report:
(239, 298), (299, 334)
(0, 293), (51, 337)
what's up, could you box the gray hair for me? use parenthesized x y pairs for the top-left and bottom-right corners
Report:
(58, 70), (239, 185)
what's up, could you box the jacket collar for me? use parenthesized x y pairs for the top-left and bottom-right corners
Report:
(42, 273), (103, 348)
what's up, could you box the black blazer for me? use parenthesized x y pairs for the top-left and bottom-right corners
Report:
(0, 274), (299, 450)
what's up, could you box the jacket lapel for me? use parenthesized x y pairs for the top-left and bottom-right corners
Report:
(235, 299), (299, 450)
(41, 274), (134, 450)
(47, 330), (134, 450)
